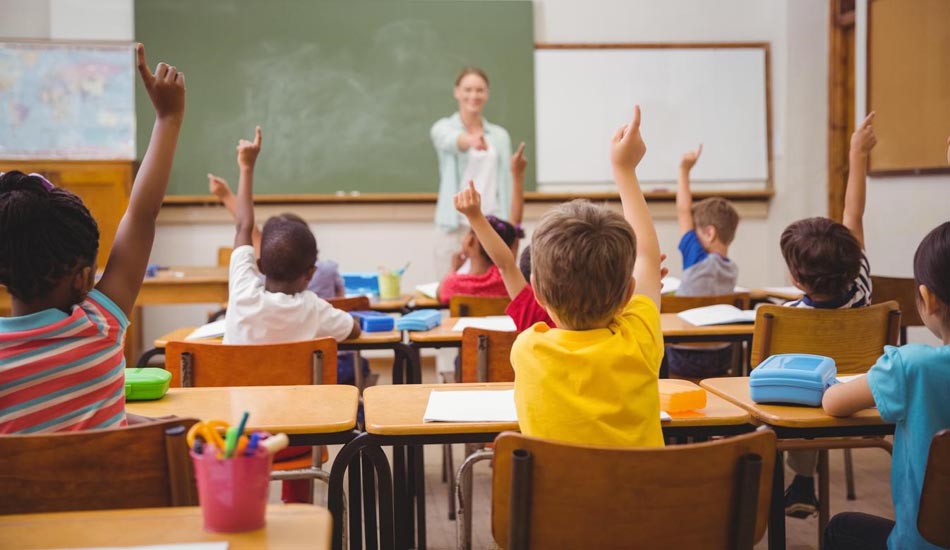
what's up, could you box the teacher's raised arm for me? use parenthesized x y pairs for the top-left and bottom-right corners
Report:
(431, 67), (514, 277)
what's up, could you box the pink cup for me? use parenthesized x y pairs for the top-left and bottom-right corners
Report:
(191, 447), (273, 533)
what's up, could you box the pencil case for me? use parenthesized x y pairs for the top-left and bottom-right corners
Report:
(124, 367), (172, 401)
(350, 310), (396, 332)
(659, 380), (707, 413)
(750, 354), (836, 407)
(396, 309), (442, 331)
(342, 272), (380, 297)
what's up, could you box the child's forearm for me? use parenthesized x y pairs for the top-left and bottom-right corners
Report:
(234, 166), (255, 247)
(469, 213), (527, 298)
(510, 174), (524, 226)
(843, 150), (867, 245)
(676, 167), (694, 232)
(616, 170), (661, 264)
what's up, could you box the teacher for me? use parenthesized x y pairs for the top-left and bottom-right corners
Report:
(430, 67), (514, 270)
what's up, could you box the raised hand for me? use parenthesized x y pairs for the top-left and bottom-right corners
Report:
(680, 144), (703, 171)
(850, 112), (877, 156)
(451, 250), (467, 272)
(610, 105), (647, 171)
(136, 43), (184, 121)
(237, 126), (263, 169)
(208, 173), (231, 199)
(454, 180), (482, 218)
(510, 142), (527, 176)
(659, 252), (669, 280)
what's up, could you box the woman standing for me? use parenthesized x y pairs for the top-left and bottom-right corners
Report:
(431, 67), (521, 273)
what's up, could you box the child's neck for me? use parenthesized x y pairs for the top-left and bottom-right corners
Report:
(11, 284), (77, 316)
(264, 280), (305, 295)
(706, 241), (729, 257)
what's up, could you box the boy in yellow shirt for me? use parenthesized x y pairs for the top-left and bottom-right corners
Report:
(511, 105), (665, 448)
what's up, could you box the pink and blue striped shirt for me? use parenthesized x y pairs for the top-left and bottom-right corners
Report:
(0, 290), (129, 433)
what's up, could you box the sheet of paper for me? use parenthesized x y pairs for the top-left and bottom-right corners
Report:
(734, 285), (749, 292)
(660, 411), (672, 421)
(185, 319), (226, 340)
(415, 281), (440, 299)
(763, 286), (803, 297)
(677, 304), (756, 326)
(451, 316), (517, 332)
(836, 374), (867, 384)
(661, 276), (681, 295)
(424, 390), (518, 422)
(62, 543), (228, 550)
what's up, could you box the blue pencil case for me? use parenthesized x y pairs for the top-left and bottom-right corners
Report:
(351, 310), (396, 332)
(342, 272), (379, 297)
(750, 353), (837, 407)
(396, 309), (442, 331)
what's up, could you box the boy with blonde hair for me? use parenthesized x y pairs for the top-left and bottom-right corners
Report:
(511, 105), (664, 448)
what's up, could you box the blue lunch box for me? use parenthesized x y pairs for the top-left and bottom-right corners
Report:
(350, 310), (396, 332)
(749, 353), (837, 406)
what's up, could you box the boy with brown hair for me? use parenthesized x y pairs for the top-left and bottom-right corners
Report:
(781, 112), (877, 518)
(510, 105), (665, 448)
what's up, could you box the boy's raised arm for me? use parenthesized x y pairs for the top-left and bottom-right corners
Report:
(233, 126), (262, 249)
(456, 181), (527, 299)
(509, 142), (526, 227)
(676, 144), (702, 234)
(843, 112), (876, 248)
(209, 174), (262, 255)
(610, 105), (661, 306)
(97, 44), (184, 315)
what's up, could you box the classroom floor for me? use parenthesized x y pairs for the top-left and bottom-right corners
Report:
(300, 357), (897, 550)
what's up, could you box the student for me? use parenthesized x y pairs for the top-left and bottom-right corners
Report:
(822, 221), (950, 550)
(437, 208), (522, 304)
(781, 112), (877, 517)
(510, 105), (664, 447)
(208, 175), (345, 299)
(668, 144), (740, 378)
(222, 125), (359, 345)
(0, 44), (184, 432)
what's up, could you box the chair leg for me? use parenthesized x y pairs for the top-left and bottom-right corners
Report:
(843, 449), (856, 500)
(447, 444), (456, 520)
(455, 447), (494, 550)
(818, 450), (830, 550)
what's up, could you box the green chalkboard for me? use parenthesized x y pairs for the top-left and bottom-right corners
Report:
(134, 0), (535, 196)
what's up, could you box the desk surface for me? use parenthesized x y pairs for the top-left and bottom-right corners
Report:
(0, 504), (331, 550)
(362, 380), (750, 436)
(411, 292), (444, 309)
(700, 377), (885, 429)
(127, 385), (359, 434)
(154, 327), (402, 348)
(407, 314), (756, 344)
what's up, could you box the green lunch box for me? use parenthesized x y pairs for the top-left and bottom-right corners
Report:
(124, 368), (171, 401)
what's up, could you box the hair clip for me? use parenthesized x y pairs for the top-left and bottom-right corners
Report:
(28, 173), (55, 191)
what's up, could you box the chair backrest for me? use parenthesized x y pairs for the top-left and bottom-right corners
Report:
(750, 301), (901, 375)
(491, 429), (776, 550)
(216, 246), (233, 268)
(661, 292), (751, 314)
(450, 294), (511, 317)
(870, 275), (924, 328)
(919, 429), (950, 547)
(327, 295), (371, 311)
(165, 339), (338, 387)
(0, 417), (199, 515)
(459, 328), (517, 383)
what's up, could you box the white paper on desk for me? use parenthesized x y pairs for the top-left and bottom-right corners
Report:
(185, 319), (226, 340)
(61, 543), (228, 550)
(734, 285), (749, 292)
(677, 305), (756, 326)
(424, 390), (518, 422)
(763, 286), (803, 297)
(836, 374), (867, 384)
(661, 276), (681, 295)
(415, 282), (440, 299)
(660, 411), (672, 421)
(451, 316), (516, 332)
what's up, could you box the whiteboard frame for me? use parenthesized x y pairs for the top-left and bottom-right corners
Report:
(534, 42), (773, 194)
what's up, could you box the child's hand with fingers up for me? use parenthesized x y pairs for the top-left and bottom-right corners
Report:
(454, 180), (483, 219)
(237, 126), (263, 170)
(510, 142), (527, 177)
(850, 112), (877, 157)
(680, 144), (703, 172)
(610, 105), (647, 172)
(136, 43), (185, 122)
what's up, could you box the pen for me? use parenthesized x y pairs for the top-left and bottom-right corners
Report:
(223, 426), (239, 458)
(235, 411), (250, 439)
(245, 431), (262, 456)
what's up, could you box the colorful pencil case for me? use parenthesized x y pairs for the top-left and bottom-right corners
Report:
(396, 309), (442, 331)
(750, 354), (837, 406)
(124, 367), (172, 401)
(350, 310), (396, 332)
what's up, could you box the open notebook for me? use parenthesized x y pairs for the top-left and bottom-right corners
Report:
(185, 319), (226, 340)
(415, 281), (440, 299)
(676, 304), (756, 326)
(423, 390), (672, 422)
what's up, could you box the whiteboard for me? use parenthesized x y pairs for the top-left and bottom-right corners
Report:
(535, 46), (770, 189)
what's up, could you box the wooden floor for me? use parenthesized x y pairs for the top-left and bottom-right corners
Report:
(309, 357), (896, 550)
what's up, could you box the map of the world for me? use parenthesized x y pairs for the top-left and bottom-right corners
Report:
(0, 42), (134, 159)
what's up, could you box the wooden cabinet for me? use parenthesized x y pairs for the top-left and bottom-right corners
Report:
(0, 161), (132, 267)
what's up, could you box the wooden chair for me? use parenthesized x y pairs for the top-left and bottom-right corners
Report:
(918, 429), (950, 547)
(751, 301), (901, 544)
(451, 328), (518, 548)
(165, 339), (338, 501)
(871, 275), (924, 344)
(0, 417), (198, 515)
(661, 292), (751, 380)
(327, 295), (370, 311)
(449, 295), (511, 317)
(491, 429), (776, 550)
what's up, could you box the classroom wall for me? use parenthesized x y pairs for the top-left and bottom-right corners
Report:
(5, 0), (837, 346)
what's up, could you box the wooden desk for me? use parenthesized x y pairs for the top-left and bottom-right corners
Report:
(0, 504), (331, 550)
(331, 380), (754, 550)
(411, 292), (444, 310)
(137, 266), (230, 305)
(126, 385), (359, 441)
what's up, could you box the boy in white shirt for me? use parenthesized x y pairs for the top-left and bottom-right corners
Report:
(223, 126), (360, 345)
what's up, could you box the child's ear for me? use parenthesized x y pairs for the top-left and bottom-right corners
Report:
(304, 265), (316, 282)
(705, 225), (719, 243)
(919, 284), (940, 317)
(530, 273), (546, 307)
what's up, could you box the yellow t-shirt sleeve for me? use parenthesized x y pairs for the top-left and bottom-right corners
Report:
(616, 294), (665, 373)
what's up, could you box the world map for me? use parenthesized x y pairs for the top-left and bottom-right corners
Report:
(0, 42), (134, 160)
